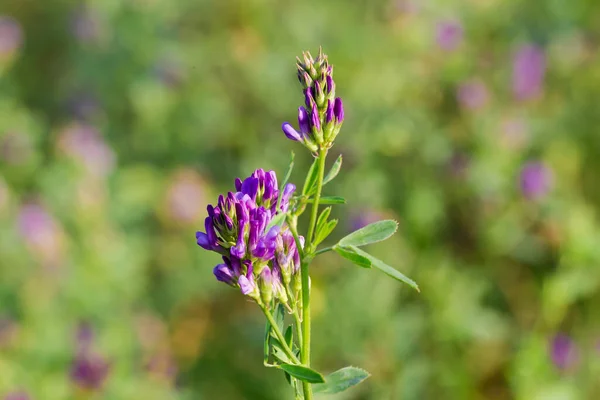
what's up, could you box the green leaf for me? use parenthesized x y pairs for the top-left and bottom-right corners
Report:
(348, 245), (419, 292)
(323, 154), (342, 186)
(263, 320), (271, 366)
(316, 207), (332, 235)
(279, 363), (325, 383)
(274, 303), (285, 333)
(313, 366), (371, 394)
(277, 151), (295, 212)
(333, 245), (371, 268)
(265, 212), (287, 232)
(338, 220), (398, 247)
(314, 219), (338, 247)
(271, 342), (292, 364)
(284, 325), (293, 348)
(302, 157), (319, 196)
(282, 151), (295, 188)
(306, 196), (346, 205)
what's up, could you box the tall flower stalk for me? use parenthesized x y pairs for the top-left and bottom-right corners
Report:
(196, 48), (419, 399)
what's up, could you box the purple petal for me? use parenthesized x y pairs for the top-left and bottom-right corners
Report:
(195, 231), (212, 250)
(333, 98), (344, 123)
(298, 107), (310, 135)
(238, 275), (254, 295)
(282, 123), (303, 142)
(325, 99), (334, 123)
(213, 263), (235, 285)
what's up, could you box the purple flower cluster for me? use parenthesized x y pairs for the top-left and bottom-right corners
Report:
(282, 48), (344, 151)
(436, 19), (463, 52)
(196, 169), (300, 306)
(70, 323), (110, 391)
(520, 161), (553, 200)
(513, 44), (546, 101)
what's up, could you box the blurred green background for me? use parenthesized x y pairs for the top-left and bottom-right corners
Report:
(1, 0), (600, 399)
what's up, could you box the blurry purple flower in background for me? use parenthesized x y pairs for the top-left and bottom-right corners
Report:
(349, 209), (385, 232)
(457, 79), (489, 110)
(18, 203), (63, 266)
(70, 353), (110, 390)
(436, 19), (463, 52)
(70, 6), (103, 44)
(512, 44), (546, 101)
(70, 323), (110, 391)
(520, 161), (553, 200)
(3, 391), (29, 400)
(58, 123), (115, 178)
(0, 16), (23, 58)
(165, 169), (207, 224)
(549, 334), (578, 370)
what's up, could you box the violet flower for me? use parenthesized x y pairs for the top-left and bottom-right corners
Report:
(513, 44), (546, 101)
(196, 169), (301, 306)
(520, 161), (553, 200)
(70, 352), (110, 390)
(0, 16), (23, 58)
(282, 48), (344, 150)
(436, 19), (463, 52)
(549, 334), (578, 371)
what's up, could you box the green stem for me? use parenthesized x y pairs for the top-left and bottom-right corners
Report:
(314, 246), (333, 256)
(300, 148), (327, 400)
(286, 215), (304, 259)
(262, 306), (301, 364)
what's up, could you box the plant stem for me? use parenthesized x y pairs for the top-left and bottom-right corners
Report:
(261, 307), (301, 364)
(300, 148), (327, 400)
(314, 246), (333, 256)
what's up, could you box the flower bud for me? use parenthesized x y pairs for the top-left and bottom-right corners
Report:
(213, 263), (235, 285)
(259, 267), (273, 305)
(314, 81), (325, 107)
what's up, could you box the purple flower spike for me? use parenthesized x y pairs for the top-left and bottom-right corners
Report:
(282, 122), (303, 142)
(71, 352), (110, 390)
(513, 44), (545, 101)
(213, 263), (235, 285)
(520, 161), (553, 200)
(333, 98), (344, 123)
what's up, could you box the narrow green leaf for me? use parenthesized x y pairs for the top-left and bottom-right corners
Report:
(338, 220), (398, 247)
(348, 245), (419, 292)
(316, 207), (332, 235)
(282, 151), (295, 188)
(333, 245), (371, 268)
(265, 212), (287, 232)
(274, 303), (285, 333)
(313, 366), (371, 394)
(279, 363), (325, 383)
(323, 154), (342, 184)
(276, 151), (295, 212)
(306, 196), (346, 205)
(284, 325), (293, 348)
(263, 320), (271, 366)
(271, 342), (292, 364)
(314, 219), (338, 247)
(302, 157), (319, 195)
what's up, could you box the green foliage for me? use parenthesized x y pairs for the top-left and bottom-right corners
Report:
(338, 220), (398, 247)
(278, 364), (325, 384)
(313, 367), (371, 394)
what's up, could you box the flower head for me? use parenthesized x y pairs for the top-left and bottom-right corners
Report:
(520, 161), (553, 200)
(282, 48), (344, 150)
(513, 44), (545, 101)
(436, 19), (463, 52)
(549, 334), (578, 371)
(196, 170), (301, 307)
